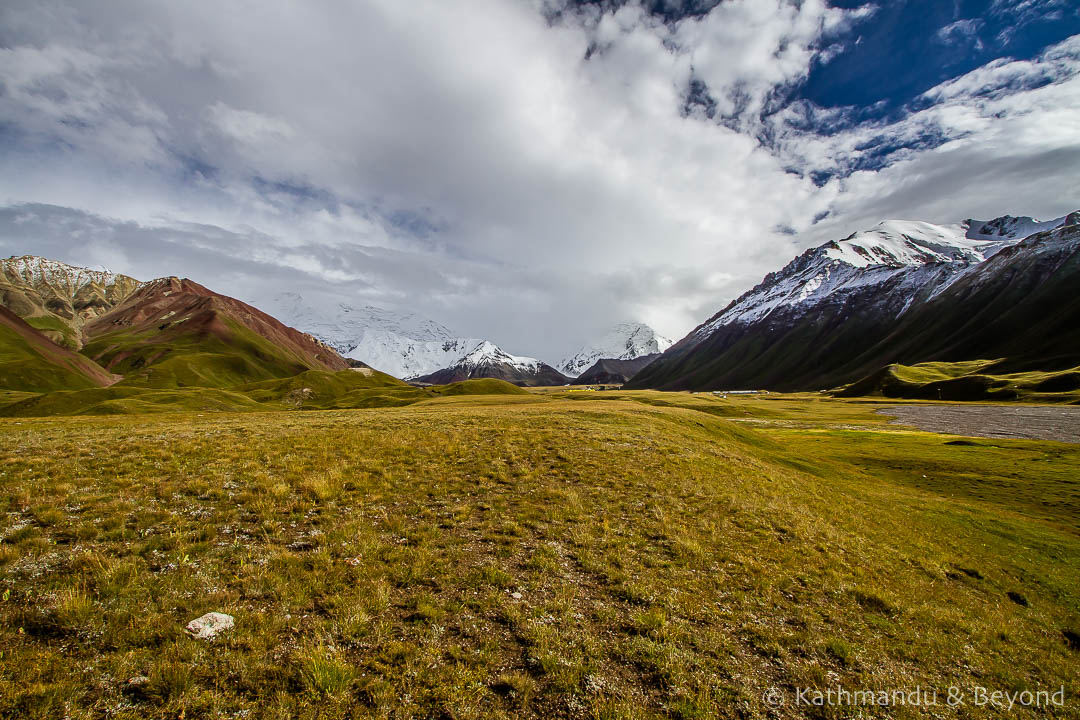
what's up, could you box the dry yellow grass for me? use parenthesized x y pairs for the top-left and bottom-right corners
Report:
(0, 394), (1077, 718)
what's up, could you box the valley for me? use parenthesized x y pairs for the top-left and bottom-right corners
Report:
(1, 221), (1078, 719)
(1, 390), (1077, 718)
(2, 2), (1078, 717)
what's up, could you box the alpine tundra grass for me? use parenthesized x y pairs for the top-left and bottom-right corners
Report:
(0, 392), (1077, 718)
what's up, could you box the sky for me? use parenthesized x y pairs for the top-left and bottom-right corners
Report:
(1, 0), (1078, 363)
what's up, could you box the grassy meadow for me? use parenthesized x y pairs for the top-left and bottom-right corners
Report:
(0, 390), (1078, 718)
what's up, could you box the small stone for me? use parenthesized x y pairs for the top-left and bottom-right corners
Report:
(287, 540), (315, 551)
(121, 675), (150, 699)
(185, 612), (235, 640)
(511, 592), (523, 600)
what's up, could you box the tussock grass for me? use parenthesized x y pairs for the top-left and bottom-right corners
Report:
(0, 395), (1077, 718)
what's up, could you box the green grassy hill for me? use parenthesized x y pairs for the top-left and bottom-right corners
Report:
(0, 371), (541, 417)
(837, 360), (1080, 403)
(89, 322), (315, 389)
(237, 368), (425, 410)
(0, 306), (117, 393)
(0, 385), (268, 417)
(79, 277), (349, 389)
(428, 378), (531, 397)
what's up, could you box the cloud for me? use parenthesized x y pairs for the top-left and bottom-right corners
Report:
(0, 0), (1077, 361)
(761, 34), (1080, 234)
(935, 19), (984, 50)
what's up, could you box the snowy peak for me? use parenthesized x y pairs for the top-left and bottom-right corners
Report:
(271, 292), (455, 350)
(1, 254), (137, 292)
(460, 340), (542, 372)
(824, 220), (989, 269)
(695, 213), (1068, 333)
(963, 214), (1067, 243)
(415, 339), (568, 387)
(559, 322), (673, 377)
(268, 292), (485, 380)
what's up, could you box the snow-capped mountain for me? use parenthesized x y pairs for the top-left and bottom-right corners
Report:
(559, 322), (673, 377)
(964, 214), (1066, 245)
(2, 255), (131, 291)
(459, 341), (544, 373)
(269, 293), (484, 379)
(569, 354), (661, 385)
(0, 255), (143, 348)
(414, 340), (569, 387)
(692, 217), (1067, 336)
(628, 213), (1072, 392)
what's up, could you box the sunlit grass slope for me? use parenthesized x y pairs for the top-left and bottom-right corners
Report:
(0, 395), (1076, 718)
(84, 317), (315, 389)
(0, 310), (116, 393)
(837, 359), (1080, 402)
(0, 372), (535, 417)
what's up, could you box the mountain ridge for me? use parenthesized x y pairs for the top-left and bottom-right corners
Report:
(0, 255), (143, 349)
(628, 212), (1075, 392)
(570, 354), (661, 385)
(414, 340), (569, 387)
(82, 276), (349, 387)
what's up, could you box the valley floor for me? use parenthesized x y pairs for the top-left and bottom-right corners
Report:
(0, 391), (1078, 719)
(877, 404), (1080, 444)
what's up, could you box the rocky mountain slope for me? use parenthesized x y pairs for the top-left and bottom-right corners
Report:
(559, 322), (672, 377)
(628, 213), (1073, 392)
(269, 293), (484, 379)
(849, 212), (1080, 377)
(570, 354), (660, 385)
(414, 340), (568, 387)
(0, 255), (142, 349)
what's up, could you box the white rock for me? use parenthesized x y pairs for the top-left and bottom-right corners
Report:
(185, 612), (235, 640)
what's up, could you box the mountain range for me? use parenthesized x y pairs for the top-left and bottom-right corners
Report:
(268, 293), (486, 380)
(271, 293), (669, 386)
(0, 256), (348, 394)
(628, 212), (1079, 392)
(3, 208), (1077, 405)
(0, 256), (553, 416)
(0, 257), (670, 392)
(412, 341), (569, 387)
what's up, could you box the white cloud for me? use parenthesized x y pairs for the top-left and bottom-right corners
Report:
(0, 0), (1076, 360)
(205, 102), (294, 146)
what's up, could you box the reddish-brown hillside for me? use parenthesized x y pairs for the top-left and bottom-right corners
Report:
(81, 277), (348, 387)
